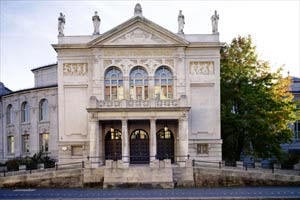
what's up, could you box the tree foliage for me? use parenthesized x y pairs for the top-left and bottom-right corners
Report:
(221, 36), (296, 161)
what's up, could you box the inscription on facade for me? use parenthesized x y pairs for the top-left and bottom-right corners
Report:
(189, 61), (214, 75)
(63, 63), (88, 76)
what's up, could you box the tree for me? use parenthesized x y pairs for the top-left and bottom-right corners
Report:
(221, 36), (296, 162)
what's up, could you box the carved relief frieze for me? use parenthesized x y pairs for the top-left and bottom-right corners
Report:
(38, 122), (50, 134)
(103, 58), (174, 75)
(111, 28), (166, 44)
(21, 124), (31, 134)
(103, 48), (173, 57)
(6, 125), (15, 134)
(63, 63), (88, 76)
(189, 61), (214, 75)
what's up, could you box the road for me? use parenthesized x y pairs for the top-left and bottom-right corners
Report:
(0, 187), (300, 199)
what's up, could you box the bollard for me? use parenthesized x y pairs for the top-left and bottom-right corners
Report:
(187, 154), (190, 160)
(272, 163), (274, 173)
(87, 156), (90, 161)
(55, 164), (58, 170)
(82, 161), (85, 168)
(219, 161), (221, 169)
(192, 159), (195, 167)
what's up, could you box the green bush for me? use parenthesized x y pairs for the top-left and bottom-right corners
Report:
(4, 152), (57, 171)
(280, 152), (300, 169)
(6, 159), (19, 171)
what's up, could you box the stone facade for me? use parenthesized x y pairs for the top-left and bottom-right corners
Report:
(0, 83), (58, 161)
(0, 6), (222, 168)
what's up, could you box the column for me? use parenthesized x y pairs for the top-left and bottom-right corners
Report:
(98, 123), (103, 165)
(89, 119), (99, 168)
(150, 118), (157, 161)
(122, 119), (129, 163)
(178, 115), (188, 163)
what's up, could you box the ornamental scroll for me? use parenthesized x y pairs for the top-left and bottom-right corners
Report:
(63, 63), (88, 76)
(189, 61), (214, 75)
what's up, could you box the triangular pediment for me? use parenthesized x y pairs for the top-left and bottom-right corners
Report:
(88, 16), (189, 47)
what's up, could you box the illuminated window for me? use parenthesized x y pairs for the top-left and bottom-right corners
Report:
(39, 99), (48, 121)
(40, 133), (49, 152)
(22, 134), (30, 153)
(104, 67), (123, 100)
(21, 101), (30, 122)
(154, 66), (173, 99)
(129, 66), (148, 100)
(6, 104), (13, 124)
(7, 135), (14, 154)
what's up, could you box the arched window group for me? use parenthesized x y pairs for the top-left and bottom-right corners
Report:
(6, 98), (49, 124)
(104, 67), (123, 101)
(104, 66), (173, 100)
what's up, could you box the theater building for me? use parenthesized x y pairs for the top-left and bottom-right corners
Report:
(0, 4), (222, 167)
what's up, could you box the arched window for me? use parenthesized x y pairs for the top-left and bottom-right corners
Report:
(155, 66), (173, 99)
(130, 66), (148, 100)
(39, 99), (48, 121)
(6, 104), (12, 125)
(104, 67), (123, 100)
(21, 101), (30, 122)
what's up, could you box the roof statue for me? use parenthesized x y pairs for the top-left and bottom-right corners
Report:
(134, 3), (143, 17)
(211, 10), (219, 34)
(92, 11), (101, 35)
(177, 10), (185, 34)
(58, 12), (65, 37)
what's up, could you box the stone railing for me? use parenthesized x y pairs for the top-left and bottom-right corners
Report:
(89, 96), (188, 109)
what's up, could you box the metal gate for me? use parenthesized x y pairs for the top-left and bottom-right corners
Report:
(105, 129), (122, 161)
(156, 129), (174, 163)
(130, 129), (149, 164)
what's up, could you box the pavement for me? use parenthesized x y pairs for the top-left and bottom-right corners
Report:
(0, 187), (300, 200)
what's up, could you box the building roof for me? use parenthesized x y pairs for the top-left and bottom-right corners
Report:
(31, 63), (57, 72)
(1, 84), (57, 97)
(0, 82), (12, 96)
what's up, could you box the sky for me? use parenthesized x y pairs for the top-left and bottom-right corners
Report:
(0, 0), (299, 91)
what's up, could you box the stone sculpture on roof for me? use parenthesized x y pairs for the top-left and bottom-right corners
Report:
(92, 11), (101, 35)
(178, 10), (185, 34)
(58, 12), (65, 36)
(134, 3), (143, 17)
(211, 10), (219, 34)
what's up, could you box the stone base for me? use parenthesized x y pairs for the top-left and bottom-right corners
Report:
(103, 160), (174, 189)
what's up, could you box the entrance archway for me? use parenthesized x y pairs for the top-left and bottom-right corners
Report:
(105, 129), (122, 161)
(157, 128), (174, 163)
(130, 129), (149, 164)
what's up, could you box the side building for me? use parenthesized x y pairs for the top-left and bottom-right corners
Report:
(0, 64), (58, 162)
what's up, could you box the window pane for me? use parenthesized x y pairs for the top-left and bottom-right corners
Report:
(161, 86), (167, 99)
(144, 86), (148, 99)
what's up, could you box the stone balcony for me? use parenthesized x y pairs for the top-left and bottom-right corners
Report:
(88, 95), (189, 110)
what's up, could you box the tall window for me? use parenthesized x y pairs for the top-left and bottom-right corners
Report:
(130, 66), (148, 100)
(155, 66), (173, 99)
(6, 104), (12, 125)
(21, 101), (30, 122)
(22, 134), (30, 153)
(39, 99), (48, 121)
(40, 133), (49, 152)
(104, 67), (123, 100)
(7, 135), (14, 154)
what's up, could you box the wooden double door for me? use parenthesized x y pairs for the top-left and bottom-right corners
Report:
(130, 129), (149, 164)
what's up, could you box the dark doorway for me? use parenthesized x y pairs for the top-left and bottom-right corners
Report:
(105, 128), (122, 161)
(156, 128), (174, 163)
(130, 129), (149, 164)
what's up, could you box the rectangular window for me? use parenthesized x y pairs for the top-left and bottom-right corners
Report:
(105, 87), (110, 101)
(7, 136), (14, 154)
(22, 134), (30, 153)
(168, 86), (173, 99)
(39, 133), (49, 152)
(136, 87), (142, 100)
(161, 86), (167, 99)
(117, 86), (124, 100)
(111, 86), (117, 100)
(71, 145), (83, 156)
(144, 86), (148, 99)
(197, 144), (209, 154)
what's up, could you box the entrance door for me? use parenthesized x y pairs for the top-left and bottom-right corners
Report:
(157, 129), (174, 163)
(105, 129), (122, 161)
(130, 129), (149, 164)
